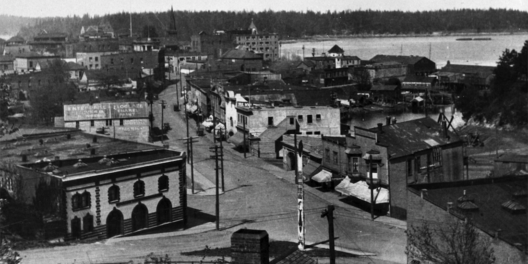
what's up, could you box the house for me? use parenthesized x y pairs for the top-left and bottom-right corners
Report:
(437, 62), (495, 90)
(370, 84), (401, 103)
(100, 51), (158, 76)
(0, 129), (187, 241)
(370, 55), (436, 76)
(323, 117), (464, 219)
(219, 48), (264, 72)
(493, 154), (528, 177)
(234, 19), (280, 61)
(63, 99), (150, 142)
(164, 50), (208, 73)
(65, 62), (86, 81)
(401, 75), (436, 93)
(79, 22), (115, 41)
(0, 55), (14, 75)
(28, 32), (69, 57)
(13, 53), (60, 73)
(79, 70), (135, 90)
(76, 51), (119, 70)
(407, 176), (528, 264)
(6, 36), (25, 46)
(364, 61), (408, 82)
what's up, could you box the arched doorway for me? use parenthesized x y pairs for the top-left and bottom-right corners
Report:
(131, 203), (148, 231)
(287, 151), (296, 171)
(157, 198), (172, 225)
(71, 216), (81, 239)
(106, 208), (123, 238)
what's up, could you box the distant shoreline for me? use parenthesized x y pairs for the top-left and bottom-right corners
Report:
(280, 31), (528, 43)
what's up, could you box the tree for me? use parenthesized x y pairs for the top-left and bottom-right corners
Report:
(407, 219), (495, 264)
(28, 60), (77, 125)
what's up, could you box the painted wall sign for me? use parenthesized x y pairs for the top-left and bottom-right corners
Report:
(64, 102), (149, 121)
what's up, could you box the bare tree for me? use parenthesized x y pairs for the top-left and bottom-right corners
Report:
(407, 219), (495, 264)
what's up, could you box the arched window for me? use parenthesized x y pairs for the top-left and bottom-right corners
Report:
(133, 180), (145, 197)
(83, 213), (94, 233)
(158, 175), (169, 192)
(81, 191), (91, 208)
(108, 185), (120, 203)
(71, 193), (82, 211)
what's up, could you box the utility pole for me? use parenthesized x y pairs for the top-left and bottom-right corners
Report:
(181, 136), (198, 194)
(220, 138), (225, 192)
(160, 100), (166, 129)
(210, 144), (222, 230)
(296, 140), (305, 250)
(243, 118), (247, 159)
(369, 155), (374, 220)
(321, 205), (336, 264)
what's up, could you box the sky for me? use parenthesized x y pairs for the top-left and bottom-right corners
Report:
(0, 0), (527, 17)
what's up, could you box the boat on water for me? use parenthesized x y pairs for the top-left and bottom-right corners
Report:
(456, 37), (492, 41)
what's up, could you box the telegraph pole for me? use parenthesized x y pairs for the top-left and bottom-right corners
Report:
(321, 205), (336, 264)
(369, 155), (374, 220)
(181, 137), (198, 194)
(296, 140), (305, 250)
(220, 138), (225, 192)
(160, 100), (166, 128)
(210, 144), (222, 230)
(243, 118), (247, 159)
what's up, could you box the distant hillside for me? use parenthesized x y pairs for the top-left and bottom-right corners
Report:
(0, 15), (37, 39)
(10, 9), (528, 41)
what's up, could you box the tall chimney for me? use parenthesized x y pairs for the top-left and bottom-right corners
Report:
(386, 116), (391, 126)
(231, 229), (269, 264)
(377, 123), (383, 133)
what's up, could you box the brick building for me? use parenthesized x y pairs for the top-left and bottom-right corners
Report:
(1, 129), (187, 241)
(100, 51), (158, 74)
(76, 51), (119, 70)
(322, 117), (464, 219)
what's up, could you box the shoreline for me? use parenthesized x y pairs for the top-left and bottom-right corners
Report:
(280, 31), (528, 43)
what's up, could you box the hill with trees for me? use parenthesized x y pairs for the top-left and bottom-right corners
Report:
(9, 8), (528, 41)
(0, 15), (37, 38)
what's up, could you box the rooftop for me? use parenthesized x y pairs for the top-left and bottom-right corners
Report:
(439, 63), (495, 76)
(363, 117), (461, 159)
(409, 176), (528, 248)
(0, 129), (162, 165)
(370, 54), (432, 65)
(328, 44), (344, 54)
(220, 49), (263, 60)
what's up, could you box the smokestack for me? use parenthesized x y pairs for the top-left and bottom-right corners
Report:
(231, 229), (269, 264)
(386, 116), (391, 126)
(377, 123), (383, 133)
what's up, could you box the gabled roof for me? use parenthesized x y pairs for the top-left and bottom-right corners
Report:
(367, 117), (461, 159)
(328, 44), (344, 54)
(409, 176), (528, 248)
(439, 64), (495, 77)
(370, 55), (429, 65)
(7, 36), (25, 43)
(220, 49), (263, 60)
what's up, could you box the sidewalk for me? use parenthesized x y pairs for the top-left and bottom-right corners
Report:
(260, 162), (407, 230)
(186, 162), (224, 196)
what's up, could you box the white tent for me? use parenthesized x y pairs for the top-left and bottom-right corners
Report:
(311, 169), (332, 183)
(335, 176), (389, 204)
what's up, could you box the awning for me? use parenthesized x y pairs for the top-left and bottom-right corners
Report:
(311, 169), (332, 183)
(335, 176), (389, 204)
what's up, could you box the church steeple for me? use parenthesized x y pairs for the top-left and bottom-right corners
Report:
(167, 5), (178, 36)
(248, 18), (258, 35)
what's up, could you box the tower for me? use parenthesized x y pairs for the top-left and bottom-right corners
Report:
(248, 18), (258, 35)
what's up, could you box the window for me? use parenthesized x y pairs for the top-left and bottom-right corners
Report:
(110, 58), (114, 64)
(407, 159), (413, 177)
(71, 193), (81, 210)
(333, 151), (338, 165)
(130, 58), (134, 63)
(289, 117), (294, 125)
(306, 131), (313, 135)
(230, 117), (233, 127)
(89, 57), (93, 62)
(316, 114), (321, 120)
(352, 157), (359, 172)
(415, 156), (421, 173)
(325, 149), (330, 162)
(307, 115), (313, 124)
(158, 175), (169, 192)
(314, 131), (321, 135)
(119, 119), (124, 126)
(81, 191), (91, 208)
(75, 121), (79, 129)
(268, 116), (274, 126)
(298, 115), (303, 121)
(106, 119), (112, 126)
(83, 213), (94, 233)
(95, 57), (98, 62)
(108, 185), (120, 203)
(29, 61), (33, 68)
(134, 180), (145, 197)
